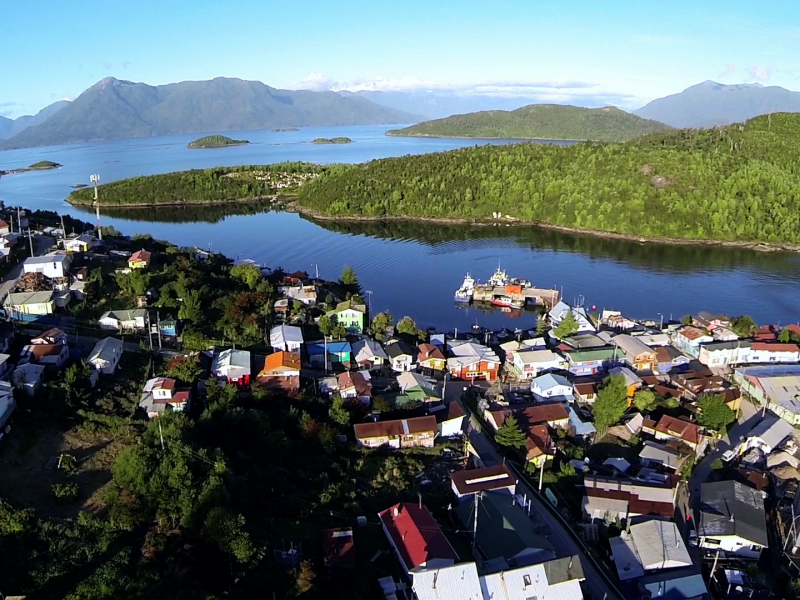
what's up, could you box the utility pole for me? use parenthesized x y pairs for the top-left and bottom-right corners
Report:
(156, 310), (163, 348)
(472, 492), (480, 555)
(539, 456), (545, 492)
(16, 206), (21, 233)
(60, 214), (66, 245)
(365, 290), (373, 315)
(27, 228), (33, 255)
(158, 418), (165, 451)
(324, 335), (328, 373)
(146, 311), (153, 351)
(90, 174), (102, 241)
(10, 213), (13, 234)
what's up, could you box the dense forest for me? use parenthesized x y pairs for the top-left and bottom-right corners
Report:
(300, 113), (800, 244)
(187, 135), (250, 148)
(67, 163), (323, 206)
(387, 104), (671, 142)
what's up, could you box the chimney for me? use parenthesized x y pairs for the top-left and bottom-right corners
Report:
(418, 492), (422, 509)
(393, 506), (400, 518)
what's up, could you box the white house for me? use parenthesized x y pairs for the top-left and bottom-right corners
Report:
(62, 233), (94, 253)
(99, 309), (147, 331)
(139, 377), (190, 418)
(0, 379), (16, 433)
(436, 400), (467, 438)
(4, 291), (55, 317)
(548, 301), (595, 334)
(512, 349), (563, 379)
(479, 556), (585, 600)
(673, 326), (714, 359)
(386, 341), (414, 372)
(13, 363), (46, 396)
(740, 414), (794, 456)
(351, 338), (388, 367)
(745, 342), (800, 364)
(412, 563), (482, 600)
(269, 324), (304, 353)
(695, 480), (767, 559)
(87, 337), (124, 375)
(699, 340), (753, 367)
(212, 349), (251, 383)
(530, 373), (574, 402)
(23, 252), (72, 279)
(20, 343), (69, 367)
(610, 520), (692, 581)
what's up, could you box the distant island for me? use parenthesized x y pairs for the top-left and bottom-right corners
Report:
(187, 135), (249, 149)
(311, 137), (353, 144)
(0, 160), (62, 177)
(272, 127), (299, 132)
(387, 104), (671, 143)
(66, 163), (323, 208)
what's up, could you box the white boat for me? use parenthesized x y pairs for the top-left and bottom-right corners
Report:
(454, 273), (475, 303)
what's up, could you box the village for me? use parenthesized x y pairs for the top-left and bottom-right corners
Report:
(1, 207), (800, 599)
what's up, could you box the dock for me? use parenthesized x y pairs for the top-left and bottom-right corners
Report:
(472, 284), (560, 309)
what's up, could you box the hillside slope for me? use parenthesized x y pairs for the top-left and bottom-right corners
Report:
(2, 77), (422, 148)
(387, 104), (671, 142)
(300, 113), (800, 244)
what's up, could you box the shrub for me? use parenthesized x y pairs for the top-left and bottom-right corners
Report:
(52, 482), (80, 503)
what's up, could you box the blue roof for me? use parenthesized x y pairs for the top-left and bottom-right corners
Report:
(641, 573), (707, 600)
(567, 406), (596, 437)
(307, 341), (351, 355)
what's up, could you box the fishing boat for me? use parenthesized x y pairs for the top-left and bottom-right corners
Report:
(490, 295), (525, 310)
(485, 262), (531, 289)
(454, 273), (475, 303)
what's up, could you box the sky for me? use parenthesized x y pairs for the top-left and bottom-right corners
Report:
(1, 0), (799, 118)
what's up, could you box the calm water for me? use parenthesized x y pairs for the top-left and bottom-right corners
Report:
(1, 125), (798, 331)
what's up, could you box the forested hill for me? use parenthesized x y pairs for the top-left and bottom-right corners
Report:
(387, 104), (671, 142)
(299, 113), (800, 244)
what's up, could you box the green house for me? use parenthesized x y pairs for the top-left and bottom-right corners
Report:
(327, 299), (367, 334)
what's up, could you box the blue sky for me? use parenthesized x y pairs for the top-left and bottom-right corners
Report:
(1, 0), (798, 118)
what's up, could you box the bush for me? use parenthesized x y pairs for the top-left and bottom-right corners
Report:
(712, 458), (724, 470)
(52, 482), (80, 503)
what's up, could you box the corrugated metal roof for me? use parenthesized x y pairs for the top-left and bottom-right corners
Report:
(479, 557), (584, 600)
(412, 563), (482, 600)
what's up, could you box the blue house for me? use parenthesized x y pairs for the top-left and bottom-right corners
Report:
(159, 320), (177, 337)
(307, 340), (351, 368)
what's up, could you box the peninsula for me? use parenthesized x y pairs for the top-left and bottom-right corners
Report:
(187, 134), (249, 149)
(387, 104), (671, 142)
(66, 163), (322, 207)
(299, 113), (800, 246)
(311, 137), (353, 144)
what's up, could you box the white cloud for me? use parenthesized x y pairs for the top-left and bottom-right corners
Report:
(62, 95), (76, 102)
(748, 65), (772, 81)
(720, 63), (739, 77)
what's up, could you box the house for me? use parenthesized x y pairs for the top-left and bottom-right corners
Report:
(62, 233), (93, 253)
(31, 327), (67, 345)
(99, 309), (147, 331)
(574, 381), (599, 404)
(649, 415), (706, 454)
(13, 363), (46, 396)
(455, 490), (555, 570)
(87, 337), (124, 374)
(639, 441), (687, 472)
(530, 373), (573, 403)
(746, 342), (800, 364)
(693, 311), (731, 331)
(582, 475), (675, 521)
(0, 354), (10, 379)
(417, 343), (446, 372)
(562, 347), (616, 376)
(734, 366), (800, 425)
(446, 339), (500, 381)
(437, 400), (466, 438)
(354, 415), (437, 449)
(673, 326), (714, 358)
(634, 331), (672, 347)
(613, 334), (657, 371)
(548, 301), (596, 334)
(0, 220), (9, 235)
(486, 403), (570, 431)
(609, 366), (643, 398)
(337, 370), (372, 402)
(322, 528), (356, 570)
(713, 326), (739, 341)
(740, 414), (794, 456)
(284, 285), (318, 306)
(396, 371), (440, 403)
(139, 377), (191, 418)
(513, 349), (563, 379)
(351, 338), (387, 368)
(257, 351), (301, 392)
(0, 322), (14, 353)
(386, 341), (415, 372)
(212, 349), (251, 384)
(20, 343), (69, 367)
(638, 572), (708, 600)
(128, 249), (152, 269)
(524, 424), (555, 466)
(378, 502), (458, 573)
(327, 299), (366, 334)
(655, 345), (691, 373)
(159, 319), (177, 337)
(603, 310), (638, 331)
(610, 520), (692, 581)
(23, 252), (72, 279)
(479, 556), (585, 600)
(307, 340), (351, 368)
(695, 480), (767, 559)
(0, 380), (16, 433)
(567, 406), (596, 441)
(4, 291), (55, 317)
(269, 324), (304, 353)
(451, 464), (517, 499)
(412, 563), (482, 600)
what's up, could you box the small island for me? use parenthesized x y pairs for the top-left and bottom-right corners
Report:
(0, 160), (62, 177)
(187, 135), (250, 149)
(272, 128), (299, 132)
(311, 137), (353, 144)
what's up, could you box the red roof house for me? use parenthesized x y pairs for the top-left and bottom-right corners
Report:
(378, 502), (458, 573)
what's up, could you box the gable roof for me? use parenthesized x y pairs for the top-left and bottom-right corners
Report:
(328, 299), (366, 315)
(698, 480), (767, 546)
(5, 291), (54, 306)
(378, 503), (458, 571)
(447, 339), (500, 366)
(269, 324), (303, 347)
(615, 520), (692, 574)
(88, 337), (124, 364)
(639, 572), (708, 600)
(354, 415), (437, 440)
(640, 441), (686, 470)
(24, 253), (69, 266)
(307, 340), (351, 355)
(386, 340), (414, 359)
(745, 414), (794, 451)
(451, 464), (516, 496)
(352, 338), (388, 362)
(417, 343), (445, 362)
(322, 528), (356, 569)
(262, 351), (301, 373)
(412, 563), (482, 600)
(614, 334), (655, 357)
(215, 349), (251, 369)
(129, 249), (151, 263)
(655, 415), (702, 445)
(100, 308), (146, 321)
(531, 372), (572, 391)
(337, 370), (372, 396)
(480, 557), (585, 600)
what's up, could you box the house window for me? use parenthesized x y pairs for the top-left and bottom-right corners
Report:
(750, 545), (762, 552)
(703, 538), (721, 546)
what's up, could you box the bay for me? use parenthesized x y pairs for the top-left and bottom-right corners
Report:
(0, 125), (798, 332)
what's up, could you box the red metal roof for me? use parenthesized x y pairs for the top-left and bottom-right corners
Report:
(323, 527), (356, 568)
(129, 249), (151, 263)
(451, 464), (515, 495)
(751, 342), (800, 352)
(655, 414), (702, 444)
(378, 503), (457, 571)
(417, 343), (445, 363)
(354, 416), (437, 440)
(583, 487), (673, 518)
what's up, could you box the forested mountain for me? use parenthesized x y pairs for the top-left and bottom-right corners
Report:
(299, 113), (800, 244)
(0, 100), (70, 140)
(387, 104), (671, 142)
(635, 81), (800, 128)
(1, 77), (422, 148)
(340, 90), (543, 119)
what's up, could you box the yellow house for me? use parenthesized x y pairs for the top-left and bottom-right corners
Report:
(417, 343), (446, 371)
(128, 249), (152, 269)
(4, 291), (55, 316)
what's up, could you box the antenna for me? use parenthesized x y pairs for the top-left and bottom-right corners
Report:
(90, 174), (102, 241)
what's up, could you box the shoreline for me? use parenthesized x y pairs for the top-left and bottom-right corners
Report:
(291, 203), (800, 254)
(385, 131), (586, 142)
(187, 142), (250, 149)
(66, 194), (295, 209)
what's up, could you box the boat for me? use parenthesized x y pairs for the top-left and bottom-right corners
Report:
(485, 262), (531, 289)
(454, 273), (475, 303)
(491, 295), (514, 307)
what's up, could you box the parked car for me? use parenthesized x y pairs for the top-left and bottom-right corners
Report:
(721, 449), (737, 463)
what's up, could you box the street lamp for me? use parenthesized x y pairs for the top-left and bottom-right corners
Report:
(657, 312), (664, 331)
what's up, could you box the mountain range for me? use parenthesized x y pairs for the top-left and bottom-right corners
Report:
(0, 100), (70, 140)
(0, 77), (422, 149)
(634, 81), (800, 128)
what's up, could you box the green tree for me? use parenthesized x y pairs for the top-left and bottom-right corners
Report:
(181, 328), (209, 352)
(593, 374), (629, 434)
(370, 311), (394, 337)
(332, 325), (347, 339)
(231, 263), (262, 290)
(696, 393), (736, 432)
(536, 316), (548, 334)
(63, 360), (92, 408)
(204, 507), (255, 563)
(633, 389), (658, 412)
(179, 290), (203, 323)
(166, 357), (202, 383)
(372, 397), (392, 412)
(553, 311), (579, 338)
(340, 265), (359, 288)
(396, 316), (422, 339)
(318, 314), (334, 336)
(779, 328), (792, 342)
(495, 415), (527, 449)
(329, 395), (350, 426)
(730, 315), (757, 337)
